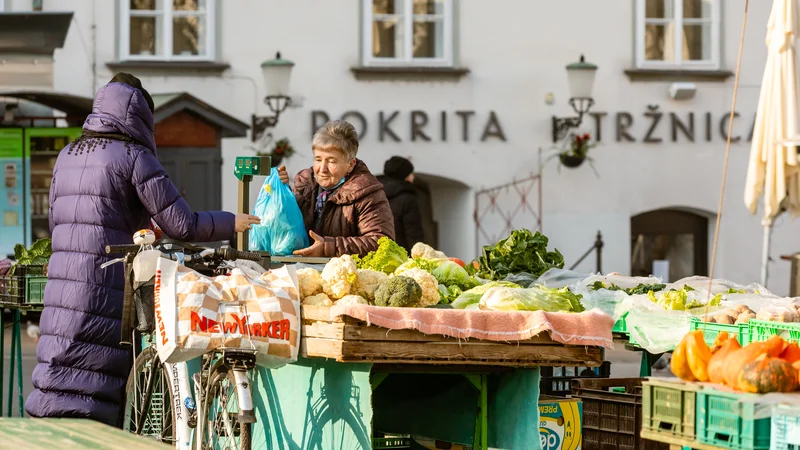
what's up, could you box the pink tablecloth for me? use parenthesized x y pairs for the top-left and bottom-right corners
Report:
(329, 304), (614, 349)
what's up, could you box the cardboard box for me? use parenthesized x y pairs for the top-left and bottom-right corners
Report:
(539, 397), (582, 450)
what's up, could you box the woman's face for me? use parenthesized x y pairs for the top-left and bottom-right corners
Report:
(313, 148), (354, 189)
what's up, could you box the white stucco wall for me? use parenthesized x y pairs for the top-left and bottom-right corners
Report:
(32, 0), (799, 294)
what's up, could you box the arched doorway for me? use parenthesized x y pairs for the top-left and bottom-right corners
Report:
(630, 208), (710, 281)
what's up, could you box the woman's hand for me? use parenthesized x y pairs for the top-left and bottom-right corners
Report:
(293, 231), (325, 257)
(278, 166), (290, 185)
(235, 214), (261, 232)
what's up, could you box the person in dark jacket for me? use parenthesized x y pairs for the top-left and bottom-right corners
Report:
(378, 156), (424, 253)
(24, 73), (259, 426)
(278, 120), (394, 257)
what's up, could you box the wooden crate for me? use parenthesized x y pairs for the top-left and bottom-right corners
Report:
(300, 306), (604, 367)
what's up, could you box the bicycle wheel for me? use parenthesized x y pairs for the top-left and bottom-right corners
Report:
(200, 362), (251, 450)
(123, 346), (176, 444)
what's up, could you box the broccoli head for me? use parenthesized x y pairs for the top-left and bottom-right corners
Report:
(374, 276), (423, 308)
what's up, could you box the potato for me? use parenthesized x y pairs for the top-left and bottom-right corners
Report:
(735, 311), (755, 325)
(732, 304), (749, 313)
(714, 313), (734, 325)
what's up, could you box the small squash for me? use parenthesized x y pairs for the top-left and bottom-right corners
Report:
(710, 331), (731, 353)
(737, 354), (799, 393)
(794, 361), (800, 386)
(685, 330), (713, 381)
(671, 333), (697, 381)
(780, 342), (800, 364)
(763, 335), (788, 357)
(723, 342), (769, 387)
(708, 337), (741, 384)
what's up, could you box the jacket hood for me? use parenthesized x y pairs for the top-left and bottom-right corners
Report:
(378, 176), (417, 200)
(295, 160), (384, 205)
(82, 82), (157, 152)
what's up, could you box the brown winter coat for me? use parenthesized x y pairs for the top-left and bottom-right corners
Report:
(294, 160), (395, 257)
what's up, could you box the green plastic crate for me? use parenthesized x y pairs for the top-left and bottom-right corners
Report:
(696, 388), (772, 450)
(771, 404), (800, 450)
(613, 312), (629, 334)
(24, 275), (47, 305)
(642, 378), (699, 441)
(689, 318), (751, 347)
(748, 319), (800, 345)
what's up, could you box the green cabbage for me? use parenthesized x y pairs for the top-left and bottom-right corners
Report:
(479, 285), (585, 313)
(451, 281), (520, 309)
(432, 261), (479, 291)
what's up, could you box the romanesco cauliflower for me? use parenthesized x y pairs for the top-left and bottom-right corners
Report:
(302, 293), (333, 306)
(396, 267), (440, 307)
(354, 269), (388, 301)
(297, 268), (323, 299)
(321, 255), (358, 299)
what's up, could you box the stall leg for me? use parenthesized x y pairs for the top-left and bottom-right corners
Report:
(0, 310), (4, 416)
(15, 310), (23, 417)
(639, 351), (664, 377)
(6, 312), (16, 417)
(480, 374), (488, 450)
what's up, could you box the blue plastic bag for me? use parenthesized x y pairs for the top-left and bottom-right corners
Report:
(249, 168), (309, 255)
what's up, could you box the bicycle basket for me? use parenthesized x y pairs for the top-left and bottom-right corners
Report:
(134, 278), (155, 332)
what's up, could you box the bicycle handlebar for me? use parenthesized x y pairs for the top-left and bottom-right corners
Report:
(105, 243), (263, 262)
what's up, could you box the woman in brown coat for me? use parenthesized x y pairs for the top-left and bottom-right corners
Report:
(278, 120), (395, 257)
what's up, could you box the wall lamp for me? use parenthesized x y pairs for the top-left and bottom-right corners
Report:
(551, 55), (598, 143)
(251, 52), (295, 142)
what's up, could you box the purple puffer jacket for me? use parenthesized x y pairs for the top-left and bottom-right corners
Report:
(24, 82), (235, 425)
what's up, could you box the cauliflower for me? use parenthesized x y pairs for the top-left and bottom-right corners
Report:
(395, 267), (440, 307)
(321, 255), (358, 299)
(411, 242), (448, 260)
(334, 294), (369, 306)
(302, 293), (333, 307)
(297, 268), (323, 299)
(374, 276), (423, 308)
(354, 269), (389, 301)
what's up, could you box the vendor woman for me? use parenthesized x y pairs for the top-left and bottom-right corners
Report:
(279, 120), (395, 257)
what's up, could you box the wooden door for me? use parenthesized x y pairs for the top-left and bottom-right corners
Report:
(630, 208), (708, 281)
(158, 148), (221, 211)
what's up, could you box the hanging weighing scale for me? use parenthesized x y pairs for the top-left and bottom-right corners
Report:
(233, 155), (330, 268)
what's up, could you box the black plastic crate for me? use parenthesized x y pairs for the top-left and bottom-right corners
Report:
(571, 377), (668, 450)
(540, 361), (611, 396)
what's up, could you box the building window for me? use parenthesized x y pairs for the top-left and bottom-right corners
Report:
(120, 0), (215, 61)
(362, 0), (454, 67)
(635, 0), (720, 70)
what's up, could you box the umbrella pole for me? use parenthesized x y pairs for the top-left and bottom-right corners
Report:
(761, 222), (773, 287)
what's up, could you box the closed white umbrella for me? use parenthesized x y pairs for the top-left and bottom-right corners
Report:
(743, 0), (800, 287)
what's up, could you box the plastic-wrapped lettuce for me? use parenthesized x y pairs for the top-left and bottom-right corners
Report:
(432, 261), (479, 291)
(478, 286), (585, 313)
(451, 281), (520, 309)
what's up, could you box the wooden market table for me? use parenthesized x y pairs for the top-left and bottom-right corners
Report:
(264, 306), (605, 450)
(0, 418), (169, 449)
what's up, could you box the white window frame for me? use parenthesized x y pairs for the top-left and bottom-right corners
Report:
(362, 0), (454, 67)
(119, 0), (216, 62)
(634, 0), (721, 71)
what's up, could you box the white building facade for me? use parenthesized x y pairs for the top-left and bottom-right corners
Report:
(2, 0), (793, 293)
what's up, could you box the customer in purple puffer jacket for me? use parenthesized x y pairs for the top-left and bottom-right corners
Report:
(24, 73), (259, 426)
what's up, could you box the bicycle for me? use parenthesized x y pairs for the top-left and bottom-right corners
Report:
(105, 235), (267, 450)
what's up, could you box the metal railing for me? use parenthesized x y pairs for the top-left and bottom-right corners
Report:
(569, 231), (604, 274)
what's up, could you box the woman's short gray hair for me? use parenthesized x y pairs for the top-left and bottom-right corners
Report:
(312, 120), (359, 160)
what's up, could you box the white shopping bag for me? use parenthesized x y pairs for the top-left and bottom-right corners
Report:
(153, 257), (301, 367)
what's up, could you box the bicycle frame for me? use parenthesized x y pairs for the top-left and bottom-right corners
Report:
(165, 360), (193, 449)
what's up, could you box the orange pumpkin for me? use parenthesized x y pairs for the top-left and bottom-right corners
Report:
(671, 333), (697, 382)
(780, 342), (800, 364)
(708, 337), (741, 384)
(722, 336), (786, 388)
(685, 330), (713, 382)
(738, 354), (799, 393)
(763, 335), (788, 357)
(794, 361), (800, 386)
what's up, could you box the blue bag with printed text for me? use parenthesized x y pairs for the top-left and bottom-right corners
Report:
(249, 168), (309, 255)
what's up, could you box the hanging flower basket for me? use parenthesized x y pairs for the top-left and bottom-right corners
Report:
(557, 133), (597, 170)
(256, 138), (296, 168)
(559, 153), (585, 168)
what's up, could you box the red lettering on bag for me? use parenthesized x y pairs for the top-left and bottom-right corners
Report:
(208, 319), (219, 333)
(154, 270), (168, 346)
(223, 320), (239, 334)
(190, 311), (208, 332)
(253, 323), (263, 337)
(280, 319), (290, 341)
